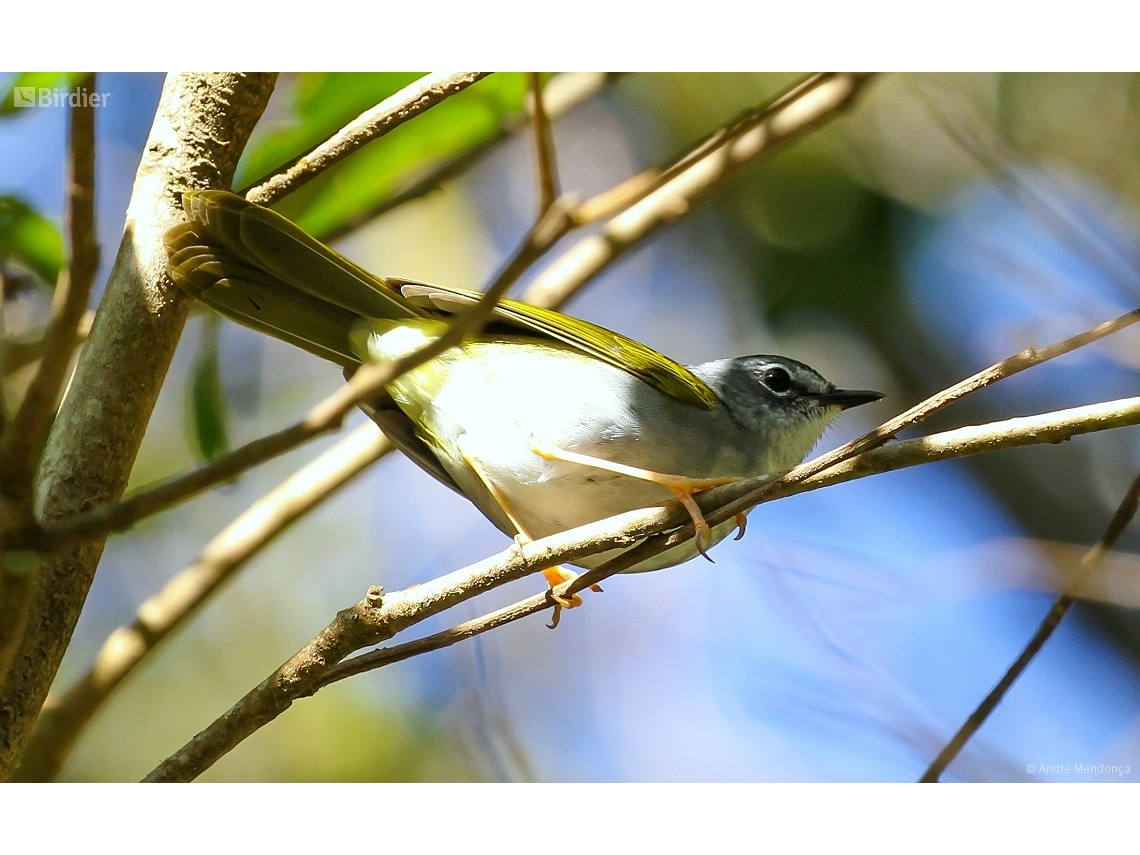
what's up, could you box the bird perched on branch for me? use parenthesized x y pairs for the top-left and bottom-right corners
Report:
(165, 190), (881, 622)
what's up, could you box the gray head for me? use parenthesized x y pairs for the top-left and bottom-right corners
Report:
(690, 354), (883, 469)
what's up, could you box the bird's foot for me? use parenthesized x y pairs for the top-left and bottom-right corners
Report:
(542, 565), (603, 629)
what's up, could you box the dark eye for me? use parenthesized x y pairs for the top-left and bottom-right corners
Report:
(762, 366), (792, 393)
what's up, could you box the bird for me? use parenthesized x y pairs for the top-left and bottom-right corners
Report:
(164, 190), (882, 622)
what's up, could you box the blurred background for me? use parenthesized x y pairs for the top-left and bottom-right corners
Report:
(3, 72), (1140, 781)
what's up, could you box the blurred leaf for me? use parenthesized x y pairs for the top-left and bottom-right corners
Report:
(3, 551), (40, 576)
(186, 313), (230, 462)
(0, 72), (90, 116)
(239, 73), (531, 240)
(235, 72), (425, 190)
(0, 195), (65, 285)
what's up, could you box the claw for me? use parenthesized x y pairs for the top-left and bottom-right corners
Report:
(733, 512), (747, 541)
(542, 565), (601, 629)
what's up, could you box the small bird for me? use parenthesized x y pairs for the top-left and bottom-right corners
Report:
(165, 191), (881, 619)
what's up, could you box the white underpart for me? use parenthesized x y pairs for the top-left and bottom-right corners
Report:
(367, 329), (838, 571)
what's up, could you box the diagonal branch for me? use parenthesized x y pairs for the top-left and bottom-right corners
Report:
(323, 396), (1140, 691)
(244, 72), (491, 207)
(143, 395), (1140, 781)
(317, 72), (619, 244)
(522, 72), (876, 309)
(918, 471), (1140, 783)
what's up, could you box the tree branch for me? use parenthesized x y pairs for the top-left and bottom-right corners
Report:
(0, 310), (94, 377)
(522, 72), (876, 310)
(528, 73), (560, 216)
(244, 72), (490, 207)
(918, 471), (1140, 783)
(143, 395), (1140, 781)
(0, 73), (278, 782)
(14, 423), (389, 781)
(316, 72), (618, 244)
(604, 304), (1140, 594)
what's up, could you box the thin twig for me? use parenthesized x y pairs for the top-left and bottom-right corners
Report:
(314, 593), (549, 690)
(316, 72), (619, 244)
(522, 72), (876, 309)
(0, 73), (98, 510)
(528, 73), (560, 216)
(143, 395), (1140, 781)
(15, 424), (389, 782)
(919, 472), (1140, 783)
(244, 72), (490, 207)
(910, 76), (1140, 297)
(0, 75), (97, 684)
(0, 310), (95, 377)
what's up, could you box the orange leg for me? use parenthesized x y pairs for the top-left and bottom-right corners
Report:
(458, 436), (600, 628)
(532, 441), (741, 555)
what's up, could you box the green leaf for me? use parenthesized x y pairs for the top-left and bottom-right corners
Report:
(238, 73), (531, 240)
(235, 72), (426, 190)
(187, 314), (231, 462)
(0, 196), (65, 285)
(0, 72), (90, 116)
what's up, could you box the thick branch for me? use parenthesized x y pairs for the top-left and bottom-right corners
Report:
(918, 471), (1140, 782)
(0, 73), (277, 782)
(144, 395), (1140, 781)
(244, 72), (490, 207)
(15, 424), (389, 781)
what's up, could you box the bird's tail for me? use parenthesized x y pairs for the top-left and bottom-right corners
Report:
(164, 190), (424, 367)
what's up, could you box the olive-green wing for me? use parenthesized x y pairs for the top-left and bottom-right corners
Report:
(182, 190), (422, 323)
(395, 279), (719, 410)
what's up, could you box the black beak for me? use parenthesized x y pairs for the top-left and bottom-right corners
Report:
(814, 388), (884, 410)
